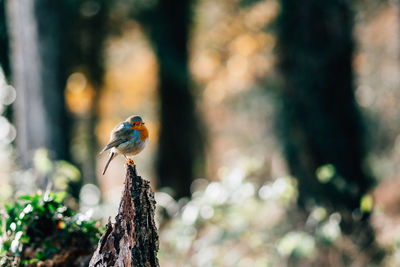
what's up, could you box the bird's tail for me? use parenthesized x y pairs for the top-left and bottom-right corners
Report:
(102, 152), (116, 175)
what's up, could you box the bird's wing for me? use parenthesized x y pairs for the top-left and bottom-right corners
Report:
(99, 139), (126, 154)
(99, 122), (132, 154)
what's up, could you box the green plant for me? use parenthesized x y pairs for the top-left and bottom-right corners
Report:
(0, 191), (101, 266)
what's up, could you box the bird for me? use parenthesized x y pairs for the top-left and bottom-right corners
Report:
(100, 115), (149, 175)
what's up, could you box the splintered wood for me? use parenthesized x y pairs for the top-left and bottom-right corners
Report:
(89, 164), (159, 267)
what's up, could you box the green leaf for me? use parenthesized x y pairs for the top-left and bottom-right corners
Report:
(360, 194), (373, 213)
(35, 205), (45, 212)
(36, 251), (46, 260)
(20, 234), (30, 244)
(18, 195), (34, 201)
(2, 240), (11, 252)
(28, 259), (39, 264)
(54, 191), (67, 203)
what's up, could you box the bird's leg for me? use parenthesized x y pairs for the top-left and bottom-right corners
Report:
(124, 155), (135, 167)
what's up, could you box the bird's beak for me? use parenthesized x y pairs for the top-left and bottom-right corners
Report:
(141, 122), (145, 125)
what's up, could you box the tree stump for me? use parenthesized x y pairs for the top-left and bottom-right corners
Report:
(89, 163), (159, 267)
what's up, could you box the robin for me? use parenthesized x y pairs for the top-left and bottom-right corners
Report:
(100, 115), (149, 175)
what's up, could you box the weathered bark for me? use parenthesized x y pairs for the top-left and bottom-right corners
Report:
(6, 0), (69, 167)
(89, 163), (159, 267)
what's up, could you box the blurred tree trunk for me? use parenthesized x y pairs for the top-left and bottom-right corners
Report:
(64, 0), (110, 186)
(7, 0), (69, 167)
(79, 0), (108, 186)
(276, 0), (382, 259)
(138, 0), (205, 199)
(0, 0), (9, 78)
(277, 0), (368, 215)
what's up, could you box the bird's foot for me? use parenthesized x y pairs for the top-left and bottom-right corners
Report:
(125, 158), (135, 167)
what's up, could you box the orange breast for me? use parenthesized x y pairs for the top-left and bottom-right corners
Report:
(138, 125), (149, 142)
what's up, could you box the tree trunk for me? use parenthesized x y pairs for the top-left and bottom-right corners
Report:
(277, 0), (369, 215)
(276, 0), (383, 261)
(7, 0), (69, 167)
(64, 0), (110, 186)
(89, 162), (159, 267)
(0, 0), (10, 78)
(138, 0), (205, 199)
(79, 0), (108, 186)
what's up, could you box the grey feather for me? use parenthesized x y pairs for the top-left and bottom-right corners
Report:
(99, 121), (132, 154)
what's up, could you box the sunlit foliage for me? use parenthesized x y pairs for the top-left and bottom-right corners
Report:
(156, 164), (353, 266)
(0, 191), (101, 266)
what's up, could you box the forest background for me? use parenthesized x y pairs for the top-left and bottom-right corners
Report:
(1, 0), (400, 266)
